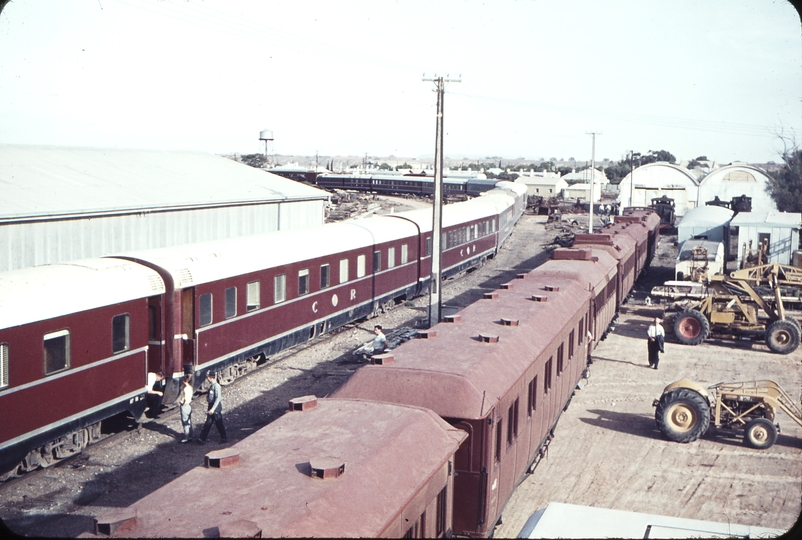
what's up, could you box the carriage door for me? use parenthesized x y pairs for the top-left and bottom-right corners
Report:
(181, 288), (196, 372)
(147, 295), (163, 373)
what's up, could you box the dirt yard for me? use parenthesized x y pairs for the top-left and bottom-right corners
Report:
(494, 241), (802, 537)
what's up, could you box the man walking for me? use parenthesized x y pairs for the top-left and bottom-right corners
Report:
(198, 372), (227, 444)
(177, 374), (194, 443)
(372, 325), (387, 356)
(646, 317), (665, 369)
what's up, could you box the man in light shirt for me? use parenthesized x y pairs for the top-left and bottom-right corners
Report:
(647, 317), (665, 369)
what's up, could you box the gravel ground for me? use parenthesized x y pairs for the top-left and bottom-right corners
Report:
(0, 208), (559, 538)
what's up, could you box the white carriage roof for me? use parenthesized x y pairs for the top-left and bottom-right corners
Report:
(0, 258), (166, 329)
(730, 209), (802, 228)
(390, 191), (513, 232)
(0, 145), (329, 221)
(114, 216), (419, 287)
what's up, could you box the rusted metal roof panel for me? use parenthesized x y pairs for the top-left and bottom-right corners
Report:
(335, 272), (592, 419)
(106, 398), (465, 538)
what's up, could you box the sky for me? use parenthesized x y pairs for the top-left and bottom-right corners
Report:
(0, 0), (800, 165)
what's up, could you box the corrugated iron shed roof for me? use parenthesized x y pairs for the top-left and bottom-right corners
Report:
(731, 209), (801, 228)
(0, 145), (329, 220)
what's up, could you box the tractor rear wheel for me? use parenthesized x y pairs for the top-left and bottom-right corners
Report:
(655, 388), (710, 443)
(765, 320), (800, 354)
(673, 310), (710, 346)
(744, 418), (778, 449)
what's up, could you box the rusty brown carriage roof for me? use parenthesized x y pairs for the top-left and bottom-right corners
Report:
(335, 262), (609, 420)
(104, 398), (466, 539)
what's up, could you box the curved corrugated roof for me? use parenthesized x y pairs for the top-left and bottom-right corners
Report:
(677, 205), (733, 227)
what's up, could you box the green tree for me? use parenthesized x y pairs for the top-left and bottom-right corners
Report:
(604, 163), (632, 184)
(767, 143), (802, 212)
(240, 154), (266, 168)
(378, 163), (392, 170)
(556, 166), (573, 176)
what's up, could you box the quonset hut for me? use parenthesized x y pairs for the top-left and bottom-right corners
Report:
(0, 145), (330, 272)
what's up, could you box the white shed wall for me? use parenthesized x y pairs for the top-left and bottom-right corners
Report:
(736, 225), (799, 266)
(0, 200), (324, 272)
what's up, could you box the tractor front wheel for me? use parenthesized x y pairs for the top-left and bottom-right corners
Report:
(744, 418), (778, 449)
(765, 320), (800, 354)
(655, 388), (710, 443)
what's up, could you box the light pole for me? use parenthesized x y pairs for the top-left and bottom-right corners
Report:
(586, 131), (601, 234)
(629, 151), (641, 208)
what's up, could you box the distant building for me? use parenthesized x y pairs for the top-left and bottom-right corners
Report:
(617, 162), (699, 217)
(0, 145), (330, 272)
(514, 171), (568, 197)
(697, 162), (776, 212)
(677, 205), (734, 245)
(731, 209), (801, 266)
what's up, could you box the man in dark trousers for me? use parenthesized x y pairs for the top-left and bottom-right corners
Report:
(646, 317), (665, 369)
(198, 372), (227, 444)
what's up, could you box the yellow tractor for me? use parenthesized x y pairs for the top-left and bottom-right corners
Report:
(656, 263), (802, 354)
(654, 379), (802, 449)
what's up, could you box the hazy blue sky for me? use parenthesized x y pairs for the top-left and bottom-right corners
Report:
(1, 0), (800, 164)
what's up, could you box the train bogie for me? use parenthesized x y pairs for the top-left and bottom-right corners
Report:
(94, 397), (467, 538)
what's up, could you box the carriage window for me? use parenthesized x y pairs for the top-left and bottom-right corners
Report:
(320, 264), (330, 289)
(225, 287), (237, 319)
(373, 251), (381, 273)
(339, 259), (349, 284)
(148, 305), (158, 340)
(274, 274), (286, 303)
(557, 344), (564, 375)
(569, 330), (575, 359)
(528, 376), (538, 415)
(357, 254), (366, 278)
(388, 247), (395, 269)
(544, 357), (552, 394)
(44, 330), (70, 375)
(401, 244), (409, 264)
(112, 314), (130, 354)
(246, 281), (260, 311)
(436, 486), (447, 536)
(1, 343), (8, 389)
(495, 418), (503, 462)
(298, 269), (310, 296)
(578, 320), (584, 344)
(199, 293), (213, 326)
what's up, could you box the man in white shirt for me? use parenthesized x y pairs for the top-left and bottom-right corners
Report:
(647, 317), (665, 369)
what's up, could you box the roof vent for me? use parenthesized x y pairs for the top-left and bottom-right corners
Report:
(483, 292), (499, 300)
(479, 334), (500, 343)
(500, 282), (515, 290)
(552, 248), (593, 261)
(289, 395), (318, 412)
(94, 508), (137, 536)
(544, 285), (560, 292)
(205, 449), (240, 469)
(372, 353), (394, 365)
(310, 458), (346, 479)
(531, 295), (548, 302)
(444, 314), (462, 323)
(516, 273), (530, 280)
(500, 318), (519, 326)
(416, 330), (437, 339)
(217, 520), (262, 539)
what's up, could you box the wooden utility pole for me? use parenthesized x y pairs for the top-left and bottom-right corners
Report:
(423, 74), (460, 327)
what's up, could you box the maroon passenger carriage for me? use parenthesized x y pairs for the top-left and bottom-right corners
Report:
(0, 182), (525, 479)
(0, 259), (165, 479)
(93, 397), (467, 538)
